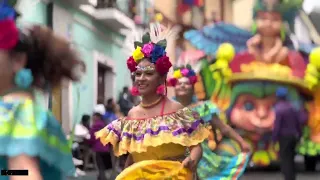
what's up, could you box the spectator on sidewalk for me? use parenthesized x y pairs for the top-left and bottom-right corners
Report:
(272, 87), (308, 180)
(104, 98), (118, 124)
(87, 104), (113, 180)
(118, 86), (133, 116)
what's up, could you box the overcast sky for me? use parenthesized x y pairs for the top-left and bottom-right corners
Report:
(303, 0), (320, 14)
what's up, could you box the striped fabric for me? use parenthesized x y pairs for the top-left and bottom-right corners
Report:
(197, 138), (250, 180)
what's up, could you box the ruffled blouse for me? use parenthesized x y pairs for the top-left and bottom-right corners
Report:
(0, 92), (74, 180)
(95, 107), (210, 161)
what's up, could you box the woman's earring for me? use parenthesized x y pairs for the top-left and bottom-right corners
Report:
(280, 25), (286, 41)
(156, 84), (165, 95)
(251, 22), (257, 34)
(14, 68), (34, 89)
(130, 86), (140, 96)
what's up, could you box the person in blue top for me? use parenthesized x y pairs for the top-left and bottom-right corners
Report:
(168, 64), (251, 180)
(103, 98), (118, 124)
(0, 1), (85, 179)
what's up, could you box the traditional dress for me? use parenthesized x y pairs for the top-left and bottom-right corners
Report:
(189, 100), (250, 180)
(96, 100), (209, 179)
(0, 90), (75, 180)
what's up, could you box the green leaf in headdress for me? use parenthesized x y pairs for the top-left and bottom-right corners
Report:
(142, 32), (151, 44)
(134, 41), (143, 49)
(173, 66), (179, 71)
(7, 0), (18, 6)
(156, 39), (167, 48)
(186, 64), (192, 69)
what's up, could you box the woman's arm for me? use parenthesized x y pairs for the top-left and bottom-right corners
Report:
(8, 155), (42, 180)
(182, 144), (202, 171)
(211, 116), (250, 151)
(124, 154), (134, 169)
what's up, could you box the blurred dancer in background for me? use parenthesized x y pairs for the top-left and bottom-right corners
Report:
(168, 65), (250, 179)
(0, 1), (85, 179)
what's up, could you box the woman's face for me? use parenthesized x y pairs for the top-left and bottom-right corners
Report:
(174, 77), (193, 97)
(134, 59), (163, 96)
(256, 11), (282, 37)
(0, 50), (14, 80)
(230, 94), (276, 134)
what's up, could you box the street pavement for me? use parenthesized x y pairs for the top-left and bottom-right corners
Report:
(68, 164), (320, 180)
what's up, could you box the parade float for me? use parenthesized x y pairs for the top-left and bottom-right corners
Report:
(184, 0), (320, 168)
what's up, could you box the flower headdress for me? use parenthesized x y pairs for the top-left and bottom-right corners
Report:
(253, 0), (303, 25)
(167, 64), (198, 86)
(126, 23), (177, 76)
(0, 0), (20, 50)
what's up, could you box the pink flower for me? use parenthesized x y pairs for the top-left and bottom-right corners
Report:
(155, 55), (172, 75)
(189, 76), (198, 84)
(142, 43), (154, 57)
(181, 68), (189, 76)
(130, 86), (140, 96)
(168, 78), (178, 86)
(127, 56), (137, 72)
(0, 19), (19, 50)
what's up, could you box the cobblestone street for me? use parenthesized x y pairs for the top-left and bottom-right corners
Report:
(68, 163), (319, 180)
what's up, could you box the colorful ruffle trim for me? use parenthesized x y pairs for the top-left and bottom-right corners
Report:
(115, 160), (193, 180)
(0, 97), (75, 177)
(95, 107), (210, 156)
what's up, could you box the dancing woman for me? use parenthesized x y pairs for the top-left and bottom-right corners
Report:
(168, 65), (251, 179)
(0, 2), (85, 180)
(96, 26), (209, 179)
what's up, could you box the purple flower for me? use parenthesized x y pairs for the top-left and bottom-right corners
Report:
(142, 43), (154, 57)
(151, 45), (166, 63)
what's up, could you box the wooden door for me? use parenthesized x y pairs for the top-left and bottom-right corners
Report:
(97, 64), (106, 104)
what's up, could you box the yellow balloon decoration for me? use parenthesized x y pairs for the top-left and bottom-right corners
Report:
(216, 43), (236, 62)
(309, 47), (320, 69)
(304, 47), (320, 89)
(210, 43), (235, 111)
(307, 64), (319, 77)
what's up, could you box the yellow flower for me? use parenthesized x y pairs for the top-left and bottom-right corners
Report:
(132, 46), (145, 62)
(173, 69), (182, 79)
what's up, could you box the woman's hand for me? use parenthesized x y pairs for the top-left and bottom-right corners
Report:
(240, 140), (251, 152)
(182, 144), (202, 171)
(181, 156), (197, 171)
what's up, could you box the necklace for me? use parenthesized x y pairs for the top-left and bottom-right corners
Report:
(140, 96), (163, 108)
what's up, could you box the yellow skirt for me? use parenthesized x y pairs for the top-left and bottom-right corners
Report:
(116, 160), (193, 180)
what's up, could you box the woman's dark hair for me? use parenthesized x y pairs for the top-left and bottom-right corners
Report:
(81, 114), (90, 129)
(12, 25), (84, 89)
(105, 98), (115, 112)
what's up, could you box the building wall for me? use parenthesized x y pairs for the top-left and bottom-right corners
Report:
(53, 3), (131, 129)
(232, 0), (254, 29)
(16, 0), (48, 25)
